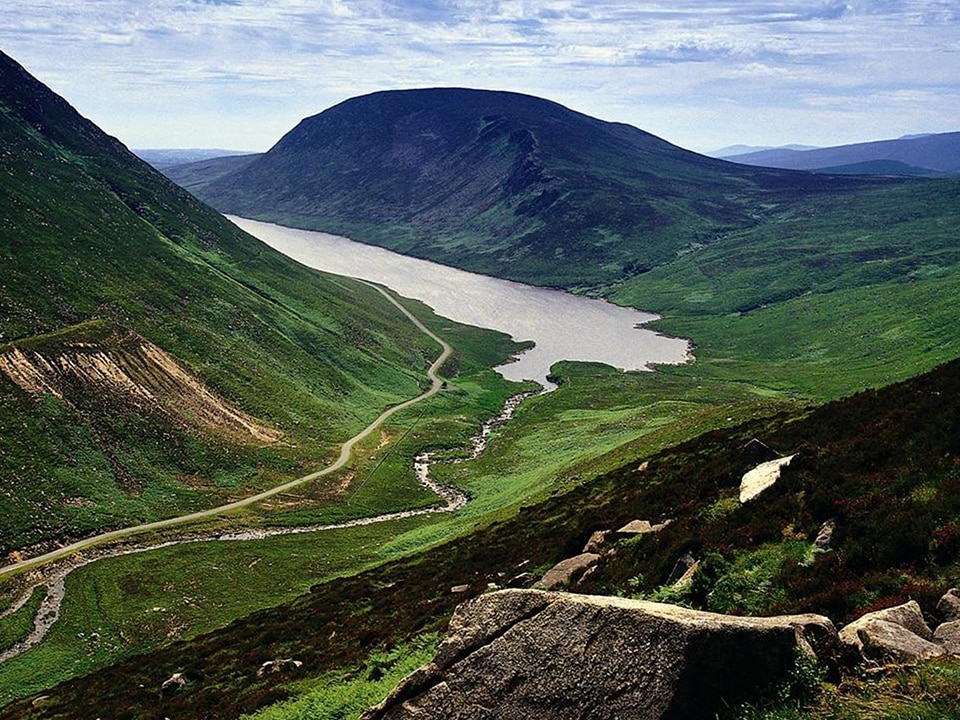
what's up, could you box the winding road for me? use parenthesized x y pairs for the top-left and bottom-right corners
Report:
(0, 283), (452, 581)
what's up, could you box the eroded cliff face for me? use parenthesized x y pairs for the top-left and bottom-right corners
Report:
(363, 589), (839, 720)
(0, 324), (280, 446)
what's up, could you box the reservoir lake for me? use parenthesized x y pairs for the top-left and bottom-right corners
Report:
(229, 217), (692, 388)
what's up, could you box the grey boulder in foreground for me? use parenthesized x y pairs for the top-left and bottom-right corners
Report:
(362, 589), (839, 720)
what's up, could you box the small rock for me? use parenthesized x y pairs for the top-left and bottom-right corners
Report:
(450, 584), (470, 594)
(839, 601), (940, 664)
(934, 620), (960, 654)
(672, 560), (700, 589)
(666, 551), (698, 586)
(583, 530), (611, 553)
(814, 519), (836, 550)
(161, 673), (186, 692)
(535, 553), (600, 590)
(937, 589), (960, 622)
(857, 620), (945, 663)
(615, 519), (672, 538)
(257, 658), (303, 677)
(506, 572), (533, 588)
(618, 519), (653, 535)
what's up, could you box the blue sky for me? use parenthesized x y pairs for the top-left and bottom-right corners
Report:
(1, 1), (957, 152)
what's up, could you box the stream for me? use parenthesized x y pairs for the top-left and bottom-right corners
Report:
(0, 392), (531, 664)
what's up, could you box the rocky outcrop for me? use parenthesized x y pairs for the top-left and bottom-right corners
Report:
(0, 324), (280, 446)
(362, 589), (839, 720)
(839, 601), (944, 664)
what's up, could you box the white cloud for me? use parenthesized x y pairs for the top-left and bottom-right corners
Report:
(0, 0), (955, 150)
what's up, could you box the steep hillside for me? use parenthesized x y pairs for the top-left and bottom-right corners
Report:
(0, 51), (499, 555)
(9, 352), (960, 719)
(182, 88), (888, 288)
(725, 131), (960, 174)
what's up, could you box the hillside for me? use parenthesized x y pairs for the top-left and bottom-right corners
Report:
(9, 350), (960, 719)
(724, 131), (960, 175)
(0, 51), (515, 556)
(178, 88), (890, 289)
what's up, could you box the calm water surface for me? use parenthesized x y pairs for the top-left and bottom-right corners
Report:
(229, 217), (692, 388)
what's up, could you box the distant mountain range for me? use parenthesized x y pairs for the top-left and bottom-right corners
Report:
(134, 148), (258, 170)
(168, 87), (893, 289)
(721, 131), (960, 175)
(708, 143), (820, 158)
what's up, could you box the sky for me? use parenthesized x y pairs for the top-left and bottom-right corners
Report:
(1, 1), (958, 153)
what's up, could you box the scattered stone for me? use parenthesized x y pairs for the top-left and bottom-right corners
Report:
(505, 572), (533, 589)
(937, 588), (960, 622)
(666, 551), (698, 586)
(636, 460), (650, 472)
(739, 454), (797, 503)
(160, 673), (186, 692)
(583, 529), (611, 553)
(257, 658), (303, 677)
(535, 553), (600, 590)
(450, 584), (470, 594)
(672, 559), (700, 589)
(934, 620), (960, 654)
(615, 519), (672, 538)
(839, 601), (942, 664)
(486, 583), (500, 592)
(361, 589), (840, 720)
(814, 519), (837, 550)
(619, 519), (653, 535)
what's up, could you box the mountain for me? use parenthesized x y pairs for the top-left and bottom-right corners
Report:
(134, 148), (258, 170)
(0, 50), (456, 555)
(708, 143), (819, 158)
(724, 131), (960, 175)
(179, 88), (889, 289)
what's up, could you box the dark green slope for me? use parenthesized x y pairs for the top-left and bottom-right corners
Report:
(185, 88), (890, 288)
(0, 51), (449, 554)
(11, 351), (960, 719)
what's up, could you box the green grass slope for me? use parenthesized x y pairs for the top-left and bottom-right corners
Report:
(612, 178), (960, 399)
(0, 51), (521, 555)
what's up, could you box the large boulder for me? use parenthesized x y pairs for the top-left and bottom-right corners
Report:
(362, 589), (838, 720)
(839, 601), (944, 664)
